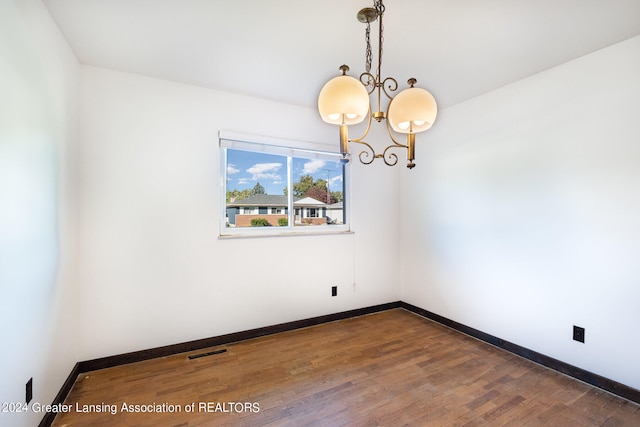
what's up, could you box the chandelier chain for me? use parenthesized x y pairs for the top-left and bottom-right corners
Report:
(375, 0), (384, 79)
(365, 22), (372, 73)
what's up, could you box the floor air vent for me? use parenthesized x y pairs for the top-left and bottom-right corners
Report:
(188, 348), (227, 360)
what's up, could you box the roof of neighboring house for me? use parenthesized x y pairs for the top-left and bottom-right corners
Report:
(228, 194), (332, 208)
(327, 201), (343, 209)
(228, 194), (292, 207)
(295, 197), (325, 206)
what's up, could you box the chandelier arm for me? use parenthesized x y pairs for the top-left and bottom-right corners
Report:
(384, 113), (417, 168)
(349, 104), (374, 143)
(351, 140), (377, 165)
(380, 76), (398, 100)
(359, 72), (377, 95)
(385, 100), (409, 148)
(380, 148), (399, 167)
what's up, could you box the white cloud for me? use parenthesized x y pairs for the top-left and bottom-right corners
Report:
(302, 159), (325, 175)
(227, 164), (240, 175)
(328, 175), (343, 187)
(247, 163), (283, 181)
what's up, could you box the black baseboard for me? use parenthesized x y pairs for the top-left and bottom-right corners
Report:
(77, 301), (400, 373)
(399, 301), (640, 405)
(41, 300), (639, 426)
(38, 363), (80, 427)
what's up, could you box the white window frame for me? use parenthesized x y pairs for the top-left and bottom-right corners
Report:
(219, 131), (350, 238)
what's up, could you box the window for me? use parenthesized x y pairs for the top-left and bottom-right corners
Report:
(220, 131), (349, 236)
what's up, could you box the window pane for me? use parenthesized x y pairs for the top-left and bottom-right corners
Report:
(221, 133), (349, 236)
(291, 157), (344, 226)
(225, 149), (288, 228)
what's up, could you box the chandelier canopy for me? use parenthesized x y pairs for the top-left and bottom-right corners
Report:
(318, 0), (437, 169)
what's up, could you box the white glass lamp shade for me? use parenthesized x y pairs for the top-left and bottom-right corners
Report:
(318, 75), (370, 125)
(388, 87), (437, 134)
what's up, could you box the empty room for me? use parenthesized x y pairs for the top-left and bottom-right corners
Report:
(1, 1), (639, 426)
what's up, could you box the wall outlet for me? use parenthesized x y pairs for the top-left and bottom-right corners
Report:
(573, 325), (585, 343)
(331, 286), (337, 297)
(26, 378), (33, 404)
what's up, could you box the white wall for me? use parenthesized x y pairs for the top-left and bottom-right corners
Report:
(0, 1), (79, 426)
(76, 66), (401, 360)
(401, 36), (640, 390)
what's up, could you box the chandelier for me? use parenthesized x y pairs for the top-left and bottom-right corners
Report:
(317, 0), (437, 169)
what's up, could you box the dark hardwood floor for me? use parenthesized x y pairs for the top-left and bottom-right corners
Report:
(51, 309), (639, 426)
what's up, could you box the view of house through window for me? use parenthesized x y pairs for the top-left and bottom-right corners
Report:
(221, 134), (348, 235)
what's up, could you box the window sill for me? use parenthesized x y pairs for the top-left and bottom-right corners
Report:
(218, 227), (353, 240)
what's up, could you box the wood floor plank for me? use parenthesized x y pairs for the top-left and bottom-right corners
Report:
(51, 309), (639, 426)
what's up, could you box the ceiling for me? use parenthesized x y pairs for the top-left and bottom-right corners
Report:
(43, 0), (640, 110)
